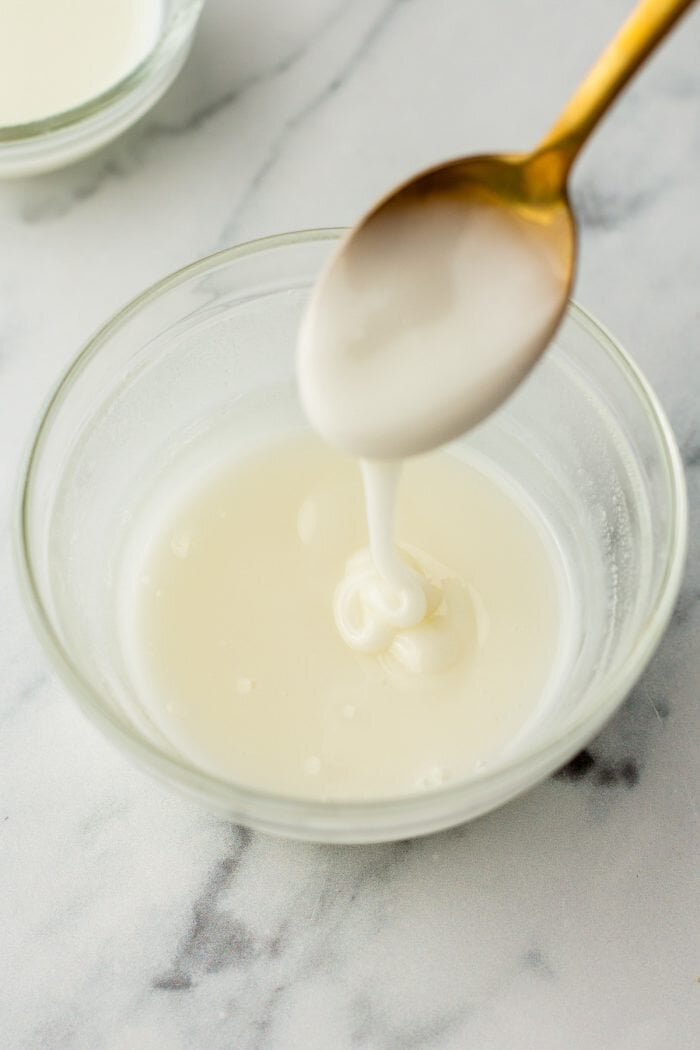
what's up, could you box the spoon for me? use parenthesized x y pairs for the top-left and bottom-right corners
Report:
(299, 0), (695, 460)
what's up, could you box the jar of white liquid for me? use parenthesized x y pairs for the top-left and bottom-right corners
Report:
(16, 231), (686, 842)
(0, 0), (205, 177)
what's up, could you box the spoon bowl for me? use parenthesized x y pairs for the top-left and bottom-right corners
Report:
(300, 152), (576, 458)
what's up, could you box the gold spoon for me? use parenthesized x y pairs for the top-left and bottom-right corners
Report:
(300, 0), (696, 459)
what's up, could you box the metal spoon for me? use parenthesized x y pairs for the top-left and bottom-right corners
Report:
(299, 0), (695, 459)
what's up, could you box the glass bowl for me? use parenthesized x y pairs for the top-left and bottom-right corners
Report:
(0, 0), (204, 178)
(16, 230), (687, 843)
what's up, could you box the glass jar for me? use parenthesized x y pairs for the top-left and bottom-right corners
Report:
(0, 0), (205, 177)
(16, 230), (687, 842)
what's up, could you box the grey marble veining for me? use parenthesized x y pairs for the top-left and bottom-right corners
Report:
(1, 1), (699, 1047)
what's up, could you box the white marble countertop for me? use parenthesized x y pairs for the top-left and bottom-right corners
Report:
(2, 1), (699, 1046)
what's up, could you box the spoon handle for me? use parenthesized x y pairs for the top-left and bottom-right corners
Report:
(537, 0), (695, 174)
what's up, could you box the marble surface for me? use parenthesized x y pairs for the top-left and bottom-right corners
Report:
(1, 1), (699, 1046)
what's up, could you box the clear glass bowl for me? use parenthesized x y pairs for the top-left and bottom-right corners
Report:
(0, 0), (204, 178)
(16, 230), (687, 842)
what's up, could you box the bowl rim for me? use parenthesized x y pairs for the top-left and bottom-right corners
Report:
(14, 228), (688, 839)
(0, 0), (203, 145)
